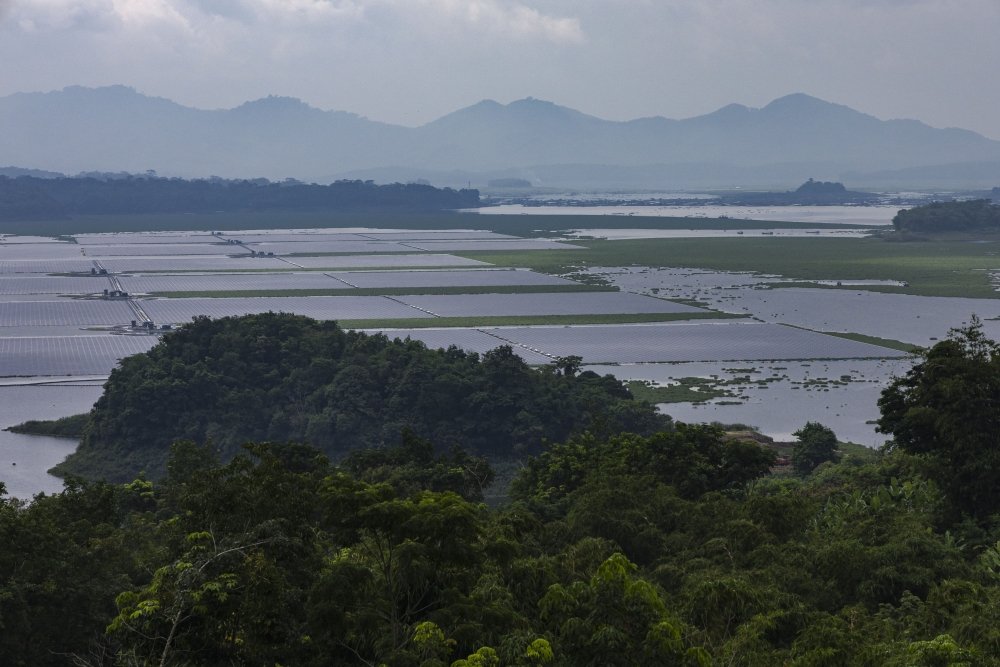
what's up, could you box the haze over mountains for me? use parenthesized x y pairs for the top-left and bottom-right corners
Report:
(3, 86), (1000, 189)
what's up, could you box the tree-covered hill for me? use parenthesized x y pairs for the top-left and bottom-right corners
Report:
(5, 324), (1000, 664)
(60, 313), (669, 481)
(893, 199), (1000, 233)
(0, 174), (479, 221)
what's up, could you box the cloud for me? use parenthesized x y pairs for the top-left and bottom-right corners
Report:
(1, 0), (998, 139)
(399, 0), (584, 44)
(6, 0), (583, 42)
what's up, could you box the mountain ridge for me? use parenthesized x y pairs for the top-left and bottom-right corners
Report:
(3, 86), (999, 188)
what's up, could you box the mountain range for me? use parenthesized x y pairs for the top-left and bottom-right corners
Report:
(3, 85), (1000, 189)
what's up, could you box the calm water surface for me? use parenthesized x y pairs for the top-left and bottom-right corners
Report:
(0, 383), (103, 499)
(590, 359), (913, 446)
(476, 204), (900, 226)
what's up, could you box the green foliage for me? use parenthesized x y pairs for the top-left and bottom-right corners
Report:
(893, 199), (1000, 234)
(0, 480), (155, 666)
(511, 424), (776, 508)
(792, 422), (841, 475)
(343, 429), (495, 502)
(0, 174), (479, 221)
(878, 319), (1000, 518)
(463, 236), (1000, 299)
(63, 313), (669, 481)
(6, 412), (89, 438)
(5, 435), (1000, 665)
(539, 553), (705, 666)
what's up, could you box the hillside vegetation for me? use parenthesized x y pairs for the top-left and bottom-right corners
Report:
(60, 313), (669, 481)
(0, 175), (479, 221)
(4, 321), (1000, 665)
(893, 199), (1000, 233)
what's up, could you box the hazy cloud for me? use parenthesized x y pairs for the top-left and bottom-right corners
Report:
(0, 0), (998, 139)
(4, 0), (581, 40)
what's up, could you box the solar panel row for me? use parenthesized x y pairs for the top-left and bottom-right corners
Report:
(369, 322), (909, 364)
(0, 336), (157, 377)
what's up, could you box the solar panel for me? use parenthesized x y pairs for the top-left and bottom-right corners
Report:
(0, 335), (157, 377)
(140, 296), (432, 323)
(395, 292), (703, 317)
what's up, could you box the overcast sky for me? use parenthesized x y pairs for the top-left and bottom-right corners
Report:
(2, 0), (999, 138)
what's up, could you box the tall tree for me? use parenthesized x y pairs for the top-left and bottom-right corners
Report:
(791, 422), (840, 475)
(878, 318), (1000, 518)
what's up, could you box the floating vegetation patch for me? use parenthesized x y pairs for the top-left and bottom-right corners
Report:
(626, 378), (736, 404)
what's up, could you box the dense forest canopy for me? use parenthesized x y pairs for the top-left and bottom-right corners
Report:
(893, 199), (1000, 233)
(0, 175), (480, 221)
(4, 322), (1000, 665)
(62, 313), (670, 481)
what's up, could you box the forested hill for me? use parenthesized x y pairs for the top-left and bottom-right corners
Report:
(6, 325), (1000, 665)
(60, 313), (669, 481)
(0, 175), (480, 221)
(893, 199), (1000, 233)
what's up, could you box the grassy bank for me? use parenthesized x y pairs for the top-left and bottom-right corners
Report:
(7, 413), (88, 439)
(459, 237), (1000, 299)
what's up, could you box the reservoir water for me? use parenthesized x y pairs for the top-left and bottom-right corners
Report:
(0, 383), (104, 499)
(475, 204), (901, 226)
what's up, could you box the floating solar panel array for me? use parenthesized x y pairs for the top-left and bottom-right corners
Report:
(218, 232), (373, 243)
(0, 336), (157, 377)
(141, 296), (432, 324)
(74, 233), (220, 245)
(395, 292), (704, 317)
(357, 231), (515, 241)
(365, 322), (908, 365)
(0, 276), (111, 295)
(0, 260), (100, 275)
(284, 254), (488, 269)
(370, 328), (553, 364)
(0, 300), (135, 327)
(0, 229), (660, 382)
(244, 241), (417, 255)
(492, 322), (909, 363)
(0, 244), (86, 261)
(83, 243), (245, 257)
(216, 229), (514, 242)
(0, 235), (66, 244)
(118, 269), (570, 293)
(120, 272), (353, 293)
(403, 240), (583, 251)
(328, 269), (574, 289)
(101, 256), (292, 272)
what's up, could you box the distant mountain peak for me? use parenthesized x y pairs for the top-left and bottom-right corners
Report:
(698, 102), (752, 120)
(509, 96), (553, 107)
(62, 84), (138, 95)
(3, 85), (1000, 186)
(765, 92), (826, 106)
(761, 93), (862, 116)
(234, 95), (312, 111)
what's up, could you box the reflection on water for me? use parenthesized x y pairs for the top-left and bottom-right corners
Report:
(0, 384), (103, 499)
(589, 359), (912, 447)
(476, 204), (900, 226)
(565, 228), (872, 240)
(589, 266), (1000, 347)
(579, 264), (985, 447)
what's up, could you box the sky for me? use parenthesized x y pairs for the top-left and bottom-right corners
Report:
(2, 0), (999, 139)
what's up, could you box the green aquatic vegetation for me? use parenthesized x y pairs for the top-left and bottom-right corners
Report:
(460, 236), (1000, 299)
(626, 378), (737, 404)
